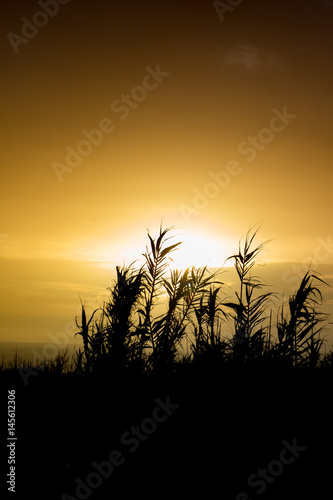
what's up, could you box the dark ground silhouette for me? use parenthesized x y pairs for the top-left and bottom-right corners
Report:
(2, 361), (333, 499)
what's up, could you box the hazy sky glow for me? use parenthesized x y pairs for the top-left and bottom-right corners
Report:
(1, 0), (333, 342)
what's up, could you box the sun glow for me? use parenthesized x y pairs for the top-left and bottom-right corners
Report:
(167, 233), (235, 271)
(90, 231), (236, 272)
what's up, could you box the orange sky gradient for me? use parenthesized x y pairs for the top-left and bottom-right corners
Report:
(0, 0), (333, 344)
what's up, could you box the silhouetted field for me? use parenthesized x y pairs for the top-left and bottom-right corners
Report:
(2, 359), (333, 499)
(1, 226), (333, 499)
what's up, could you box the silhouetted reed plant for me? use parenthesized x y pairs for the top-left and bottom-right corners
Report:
(274, 271), (329, 368)
(72, 225), (331, 377)
(224, 229), (274, 360)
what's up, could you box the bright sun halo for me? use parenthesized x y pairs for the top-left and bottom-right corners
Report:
(91, 231), (236, 272)
(165, 233), (235, 271)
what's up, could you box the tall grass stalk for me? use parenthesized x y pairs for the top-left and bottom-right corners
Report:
(224, 227), (274, 359)
(275, 271), (329, 368)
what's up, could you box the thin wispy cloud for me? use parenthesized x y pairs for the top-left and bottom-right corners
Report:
(224, 44), (275, 69)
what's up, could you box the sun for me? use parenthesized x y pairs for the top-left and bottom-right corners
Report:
(166, 232), (235, 271)
(87, 228), (236, 273)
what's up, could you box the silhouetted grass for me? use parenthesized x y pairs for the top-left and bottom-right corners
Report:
(68, 224), (332, 378)
(274, 271), (329, 368)
(0, 347), (73, 376)
(2, 225), (331, 379)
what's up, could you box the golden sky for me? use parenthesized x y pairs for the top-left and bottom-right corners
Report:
(1, 0), (333, 343)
